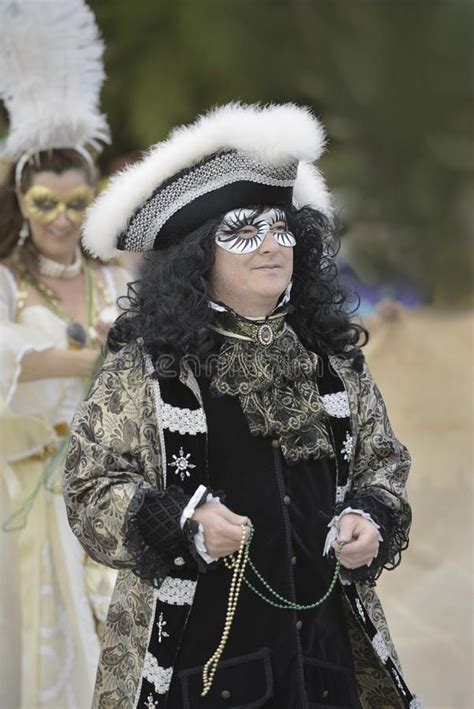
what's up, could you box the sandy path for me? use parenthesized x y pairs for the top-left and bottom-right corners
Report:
(363, 308), (473, 708)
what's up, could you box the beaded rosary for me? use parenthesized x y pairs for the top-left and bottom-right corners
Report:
(201, 524), (345, 696)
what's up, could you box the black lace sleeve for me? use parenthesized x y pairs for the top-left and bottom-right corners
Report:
(336, 488), (411, 587)
(122, 484), (216, 587)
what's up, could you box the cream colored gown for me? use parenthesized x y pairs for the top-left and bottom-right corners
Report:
(0, 263), (128, 709)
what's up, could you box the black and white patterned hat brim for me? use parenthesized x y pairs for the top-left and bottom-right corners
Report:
(120, 150), (298, 253)
(83, 102), (333, 260)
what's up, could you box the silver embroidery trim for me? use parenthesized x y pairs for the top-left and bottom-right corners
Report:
(161, 401), (206, 435)
(169, 446), (196, 480)
(154, 577), (197, 606)
(341, 432), (354, 462)
(328, 356), (357, 468)
(355, 598), (366, 622)
(144, 694), (159, 709)
(133, 593), (159, 709)
(410, 698), (423, 709)
(142, 652), (173, 695)
(123, 151), (297, 252)
(371, 631), (390, 663)
(321, 391), (350, 418)
(157, 612), (169, 643)
(392, 669), (408, 697)
(335, 482), (350, 504)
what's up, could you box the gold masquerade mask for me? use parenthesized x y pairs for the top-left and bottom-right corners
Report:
(23, 185), (94, 224)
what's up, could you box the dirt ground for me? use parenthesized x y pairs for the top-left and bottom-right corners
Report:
(363, 308), (473, 709)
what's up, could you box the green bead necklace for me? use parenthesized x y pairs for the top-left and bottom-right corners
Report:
(223, 526), (343, 611)
(202, 525), (344, 696)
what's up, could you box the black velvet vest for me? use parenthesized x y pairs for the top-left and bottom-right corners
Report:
(166, 371), (360, 709)
(136, 354), (416, 709)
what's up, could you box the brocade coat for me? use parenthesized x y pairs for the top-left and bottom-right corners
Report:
(63, 340), (420, 708)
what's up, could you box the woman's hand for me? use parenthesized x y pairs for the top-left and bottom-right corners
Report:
(331, 513), (380, 569)
(192, 501), (251, 558)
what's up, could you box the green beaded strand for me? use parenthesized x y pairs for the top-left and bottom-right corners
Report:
(244, 557), (341, 610)
(224, 528), (343, 611)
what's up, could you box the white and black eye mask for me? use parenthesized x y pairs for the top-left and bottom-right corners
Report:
(215, 207), (296, 254)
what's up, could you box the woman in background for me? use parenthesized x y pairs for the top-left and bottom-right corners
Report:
(0, 149), (129, 709)
(0, 1), (129, 706)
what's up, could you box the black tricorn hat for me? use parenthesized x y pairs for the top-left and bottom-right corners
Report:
(83, 102), (333, 260)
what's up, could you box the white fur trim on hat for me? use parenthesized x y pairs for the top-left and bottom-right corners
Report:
(83, 102), (331, 260)
(293, 162), (333, 216)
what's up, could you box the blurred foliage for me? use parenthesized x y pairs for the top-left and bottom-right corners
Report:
(2, 0), (473, 303)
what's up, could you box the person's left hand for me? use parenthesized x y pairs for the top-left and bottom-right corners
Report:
(331, 513), (380, 569)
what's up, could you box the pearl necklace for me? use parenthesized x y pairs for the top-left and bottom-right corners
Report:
(202, 524), (251, 696)
(38, 246), (82, 279)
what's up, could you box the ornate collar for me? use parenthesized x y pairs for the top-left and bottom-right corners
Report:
(210, 306), (287, 348)
(210, 327), (333, 464)
(38, 246), (82, 279)
(208, 286), (292, 347)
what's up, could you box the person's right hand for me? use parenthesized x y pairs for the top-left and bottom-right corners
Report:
(192, 501), (251, 558)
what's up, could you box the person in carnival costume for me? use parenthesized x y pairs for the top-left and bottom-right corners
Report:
(0, 1), (129, 706)
(64, 103), (421, 708)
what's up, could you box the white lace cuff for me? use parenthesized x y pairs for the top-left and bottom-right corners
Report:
(2, 341), (54, 406)
(180, 484), (220, 564)
(323, 507), (383, 563)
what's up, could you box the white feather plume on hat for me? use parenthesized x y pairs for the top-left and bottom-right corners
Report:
(83, 102), (333, 260)
(0, 0), (110, 159)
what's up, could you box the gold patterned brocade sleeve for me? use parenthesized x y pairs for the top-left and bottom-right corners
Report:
(352, 361), (411, 510)
(63, 350), (162, 571)
(344, 359), (412, 580)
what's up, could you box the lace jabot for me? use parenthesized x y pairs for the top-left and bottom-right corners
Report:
(209, 305), (334, 464)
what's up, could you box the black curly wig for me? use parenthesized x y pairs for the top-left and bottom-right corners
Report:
(108, 206), (368, 373)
